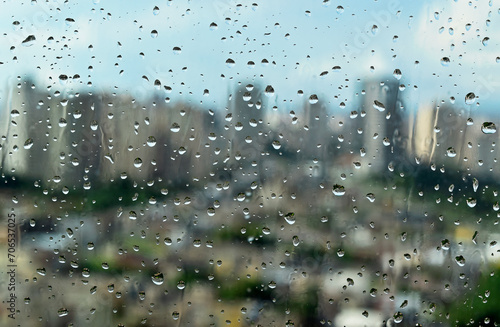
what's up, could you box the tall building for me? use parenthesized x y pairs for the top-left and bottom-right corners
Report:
(358, 79), (401, 173)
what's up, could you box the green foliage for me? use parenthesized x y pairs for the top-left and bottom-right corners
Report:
(448, 270), (500, 326)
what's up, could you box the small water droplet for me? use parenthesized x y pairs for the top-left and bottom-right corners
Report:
(153, 6), (160, 15)
(366, 193), (375, 202)
(272, 140), (281, 150)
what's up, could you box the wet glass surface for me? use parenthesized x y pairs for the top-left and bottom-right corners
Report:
(1, 1), (500, 326)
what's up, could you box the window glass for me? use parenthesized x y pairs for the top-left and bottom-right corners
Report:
(1, 1), (499, 326)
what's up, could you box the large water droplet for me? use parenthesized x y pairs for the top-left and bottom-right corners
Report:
(373, 100), (385, 112)
(57, 308), (69, 317)
(147, 136), (157, 147)
(440, 57), (450, 66)
(465, 92), (476, 105)
(393, 312), (403, 324)
(466, 197), (477, 208)
(446, 147), (456, 157)
(151, 272), (164, 285)
(481, 122), (496, 134)
(22, 35), (36, 47)
(171, 123), (180, 132)
(24, 138), (34, 149)
(284, 212), (296, 225)
(309, 94), (319, 104)
(455, 255), (466, 266)
(134, 158), (143, 168)
(332, 184), (345, 196)
(264, 85), (275, 97)
(392, 69), (402, 80)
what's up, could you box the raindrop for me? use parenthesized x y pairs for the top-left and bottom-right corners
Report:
(153, 6), (160, 15)
(57, 308), (69, 317)
(147, 136), (157, 147)
(465, 92), (476, 105)
(366, 193), (375, 202)
(466, 197), (477, 208)
(151, 272), (164, 285)
(171, 123), (181, 132)
(133, 158), (143, 168)
(332, 184), (345, 196)
(22, 35), (36, 46)
(226, 58), (235, 67)
(284, 212), (296, 225)
(472, 178), (479, 192)
(373, 100), (385, 112)
(392, 69), (402, 80)
(481, 122), (496, 134)
(446, 147), (456, 157)
(440, 57), (450, 66)
(264, 85), (275, 97)
(151, 30), (158, 38)
(272, 140), (281, 150)
(177, 281), (186, 290)
(393, 312), (403, 323)
(455, 255), (466, 266)
(482, 37), (490, 46)
(309, 94), (319, 104)
(24, 138), (34, 149)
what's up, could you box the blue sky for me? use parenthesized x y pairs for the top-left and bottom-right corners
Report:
(1, 0), (499, 114)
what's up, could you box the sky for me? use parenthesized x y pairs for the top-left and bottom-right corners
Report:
(0, 0), (499, 114)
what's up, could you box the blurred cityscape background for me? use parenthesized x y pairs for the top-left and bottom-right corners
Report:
(0, 75), (499, 326)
